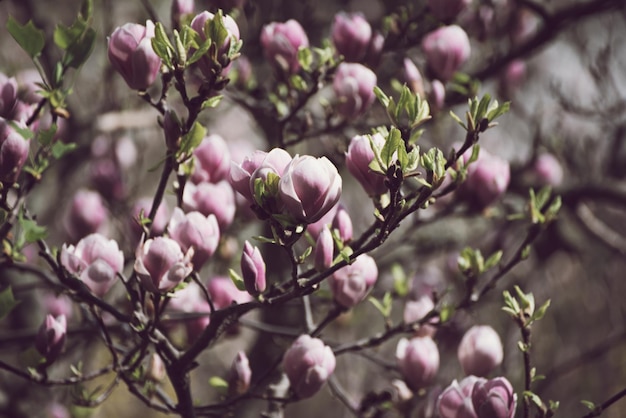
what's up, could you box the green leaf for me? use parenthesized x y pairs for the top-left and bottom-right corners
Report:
(297, 47), (312, 72)
(152, 22), (175, 68)
(205, 11), (228, 53)
(449, 110), (467, 130)
(8, 121), (35, 140)
(178, 122), (206, 158)
(187, 37), (212, 66)
(51, 141), (76, 159)
(374, 86), (390, 108)
(37, 124), (57, 147)
(7, 17), (45, 59)
(64, 27), (96, 69)
(484, 250), (503, 270)
(392, 263), (409, 297)
(21, 217), (48, 243)
(0, 286), (19, 320)
(209, 376), (229, 391)
(201, 95), (223, 109)
(290, 74), (307, 91)
(581, 400), (595, 411)
(368, 292), (392, 317)
(531, 299), (551, 322)
(439, 304), (454, 323)
(228, 269), (246, 291)
(523, 391), (543, 408)
(381, 128), (401, 169)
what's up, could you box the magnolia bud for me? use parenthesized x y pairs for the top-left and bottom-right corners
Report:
(190, 11), (240, 77)
(463, 150), (510, 208)
(364, 31), (384, 68)
(403, 58), (425, 97)
(41, 292), (73, 319)
(329, 254), (378, 308)
(279, 155), (342, 224)
(35, 315), (67, 363)
(182, 180), (236, 229)
(207, 276), (252, 309)
(396, 336), (440, 390)
(261, 20), (309, 74)
(314, 225), (334, 271)
(531, 153), (563, 186)
(333, 63), (377, 119)
(63, 189), (108, 242)
(241, 241), (266, 296)
(107, 21), (161, 90)
(192, 134), (231, 184)
(458, 325), (504, 377)
(422, 25), (471, 81)
(171, 0), (194, 26)
(229, 351), (252, 394)
(403, 294), (437, 337)
(0, 119), (30, 184)
(437, 376), (486, 418)
(61, 233), (124, 297)
(332, 205), (353, 242)
(472, 377), (517, 418)
(134, 237), (194, 293)
(168, 207), (220, 270)
(283, 335), (336, 398)
(346, 133), (387, 196)
(0, 73), (18, 119)
(429, 79), (446, 110)
(331, 12), (372, 62)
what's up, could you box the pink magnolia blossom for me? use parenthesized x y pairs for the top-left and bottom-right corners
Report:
(331, 12), (372, 62)
(134, 237), (193, 293)
(190, 11), (240, 77)
(61, 233), (124, 297)
(438, 376), (486, 418)
(63, 189), (108, 242)
(230, 351), (252, 394)
(396, 336), (440, 390)
(241, 241), (266, 296)
(182, 180), (236, 229)
(346, 133), (387, 196)
(207, 276), (252, 309)
(458, 325), (504, 377)
(0, 73), (18, 118)
(314, 225), (334, 271)
(261, 20), (309, 73)
(108, 21), (161, 90)
(0, 119), (29, 184)
(229, 148), (292, 203)
(472, 377), (517, 418)
(278, 155), (342, 224)
(333, 63), (377, 119)
(35, 314), (67, 363)
(168, 207), (220, 270)
(283, 335), (336, 398)
(192, 134), (231, 184)
(422, 25), (471, 81)
(328, 254), (378, 307)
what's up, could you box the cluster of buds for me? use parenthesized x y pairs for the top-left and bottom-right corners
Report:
(190, 11), (240, 79)
(438, 375), (517, 418)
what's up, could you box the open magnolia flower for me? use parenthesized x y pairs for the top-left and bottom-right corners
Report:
(134, 237), (194, 293)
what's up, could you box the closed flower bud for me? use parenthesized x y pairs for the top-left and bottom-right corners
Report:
(0, 119), (30, 184)
(331, 12), (372, 62)
(403, 58), (425, 97)
(472, 377), (517, 418)
(428, 0), (471, 21)
(422, 25), (471, 81)
(190, 11), (240, 77)
(261, 20), (309, 74)
(134, 237), (194, 293)
(192, 134), (231, 184)
(41, 292), (73, 319)
(168, 207), (220, 270)
(230, 148), (292, 203)
(463, 150), (510, 208)
(64, 189), (108, 242)
(241, 241), (266, 296)
(207, 276), (252, 309)
(332, 205), (353, 242)
(438, 376), (486, 418)
(108, 21), (161, 91)
(279, 155), (342, 224)
(229, 351), (252, 394)
(403, 294), (437, 337)
(458, 325), (503, 377)
(0, 73), (18, 118)
(283, 335), (336, 398)
(396, 336), (440, 390)
(35, 314), (67, 363)
(531, 153), (563, 187)
(61, 233), (124, 297)
(346, 133), (387, 196)
(329, 254), (378, 308)
(314, 226), (334, 271)
(182, 180), (236, 229)
(333, 63), (377, 119)
(364, 31), (384, 68)
(429, 79), (446, 110)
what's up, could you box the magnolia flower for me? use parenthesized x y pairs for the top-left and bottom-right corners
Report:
(328, 254), (378, 308)
(333, 63), (377, 119)
(396, 336), (440, 390)
(421, 25), (471, 81)
(331, 12), (372, 62)
(107, 21), (161, 90)
(472, 377), (517, 418)
(458, 325), (504, 377)
(61, 233), (124, 297)
(438, 376), (487, 418)
(261, 20), (309, 73)
(345, 133), (387, 196)
(241, 241), (266, 296)
(35, 315), (67, 363)
(134, 237), (193, 293)
(283, 335), (336, 398)
(168, 207), (220, 270)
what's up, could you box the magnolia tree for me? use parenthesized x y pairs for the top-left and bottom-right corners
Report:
(0, 0), (625, 417)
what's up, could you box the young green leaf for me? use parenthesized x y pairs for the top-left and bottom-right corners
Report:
(0, 287), (19, 320)
(7, 17), (45, 59)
